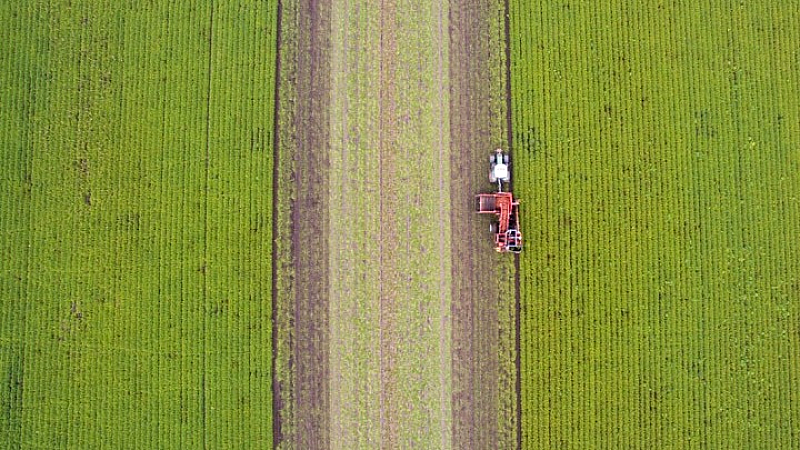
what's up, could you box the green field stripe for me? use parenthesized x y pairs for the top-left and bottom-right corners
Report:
(1, 0), (278, 447)
(19, 1), (86, 446)
(0, 2), (44, 446)
(514, 1), (800, 448)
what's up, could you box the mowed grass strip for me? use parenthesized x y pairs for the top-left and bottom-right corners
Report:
(447, 0), (517, 446)
(327, 0), (383, 446)
(511, 1), (800, 448)
(386, 0), (452, 445)
(0, 1), (277, 447)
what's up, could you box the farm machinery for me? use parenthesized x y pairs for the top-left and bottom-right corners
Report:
(476, 149), (522, 253)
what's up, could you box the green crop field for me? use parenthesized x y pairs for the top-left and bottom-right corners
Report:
(511, 1), (800, 448)
(6, 1), (799, 448)
(0, 2), (277, 447)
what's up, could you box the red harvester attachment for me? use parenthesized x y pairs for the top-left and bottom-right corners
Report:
(476, 191), (522, 253)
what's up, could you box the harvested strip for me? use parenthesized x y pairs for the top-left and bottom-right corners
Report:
(449, 0), (518, 447)
(273, 0), (332, 447)
(328, 0), (383, 446)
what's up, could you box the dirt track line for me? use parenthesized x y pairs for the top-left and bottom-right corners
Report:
(378, 0), (397, 446)
(378, 0), (384, 444)
(378, 0), (385, 439)
(436, 0), (450, 448)
(272, 0), (332, 447)
(327, 0), (348, 445)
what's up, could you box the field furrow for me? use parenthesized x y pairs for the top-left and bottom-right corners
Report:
(273, 0), (334, 447)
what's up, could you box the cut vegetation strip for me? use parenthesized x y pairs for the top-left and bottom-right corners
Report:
(278, 0), (456, 446)
(327, 0), (383, 445)
(0, 1), (277, 447)
(375, 0), (453, 446)
(329, 0), (454, 445)
(511, 1), (800, 447)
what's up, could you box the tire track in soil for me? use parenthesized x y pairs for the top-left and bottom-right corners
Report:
(378, 0), (399, 445)
(270, 0), (284, 442)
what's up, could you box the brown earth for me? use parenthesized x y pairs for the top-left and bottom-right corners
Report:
(449, 0), (519, 448)
(273, 0), (332, 448)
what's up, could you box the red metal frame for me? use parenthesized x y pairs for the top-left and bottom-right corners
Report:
(476, 192), (522, 253)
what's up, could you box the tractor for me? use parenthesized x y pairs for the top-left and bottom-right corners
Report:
(489, 148), (510, 191)
(476, 149), (522, 253)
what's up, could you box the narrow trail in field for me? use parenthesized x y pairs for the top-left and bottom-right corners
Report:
(288, 0), (332, 444)
(375, 0), (453, 446)
(327, 0), (383, 447)
(270, 0), (284, 443)
(435, 0), (450, 448)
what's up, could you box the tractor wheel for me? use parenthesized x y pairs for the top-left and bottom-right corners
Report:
(503, 154), (509, 164)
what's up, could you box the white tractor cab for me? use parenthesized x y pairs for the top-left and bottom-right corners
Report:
(489, 148), (510, 191)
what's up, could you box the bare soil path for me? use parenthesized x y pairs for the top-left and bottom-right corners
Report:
(327, 0), (383, 447)
(376, 0), (453, 446)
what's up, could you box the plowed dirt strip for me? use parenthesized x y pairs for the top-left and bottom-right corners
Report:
(273, 0), (332, 447)
(448, 0), (518, 448)
(328, 0), (382, 447)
